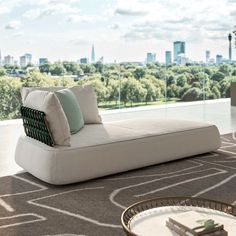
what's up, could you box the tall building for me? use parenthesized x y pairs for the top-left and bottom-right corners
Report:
(20, 56), (26, 67)
(91, 44), (95, 63)
(206, 50), (210, 64)
(4, 55), (14, 65)
(228, 33), (232, 62)
(20, 53), (32, 67)
(173, 41), (185, 63)
(39, 58), (48, 65)
(80, 57), (88, 64)
(176, 54), (189, 65)
(25, 53), (32, 64)
(233, 27), (236, 50)
(0, 50), (2, 66)
(146, 52), (156, 63)
(216, 54), (223, 65)
(165, 51), (172, 65)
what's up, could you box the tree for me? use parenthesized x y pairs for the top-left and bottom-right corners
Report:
(179, 85), (191, 98)
(0, 77), (22, 120)
(94, 62), (104, 74)
(211, 71), (225, 82)
(182, 88), (203, 101)
(0, 67), (6, 76)
(53, 76), (76, 87)
(219, 76), (233, 98)
(192, 82), (202, 89)
(62, 61), (79, 75)
(50, 63), (66, 76)
(166, 72), (176, 86)
(140, 78), (160, 104)
(193, 72), (209, 85)
(39, 63), (52, 74)
(80, 64), (96, 74)
(120, 78), (146, 106)
(133, 67), (146, 79)
(176, 74), (187, 87)
(218, 64), (231, 76)
(21, 71), (55, 87)
(167, 84), (179, 99)
(107, 79), (119, 104)
(84, 79), (107, 103)
(208, 86), (221, 99)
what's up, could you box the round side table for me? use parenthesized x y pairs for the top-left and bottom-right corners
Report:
(121, 197), (236, 236)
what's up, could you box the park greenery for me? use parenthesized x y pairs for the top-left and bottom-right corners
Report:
(0, 61), (236, 120)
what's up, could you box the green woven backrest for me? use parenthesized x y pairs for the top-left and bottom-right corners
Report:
(20, 106), (54, 146)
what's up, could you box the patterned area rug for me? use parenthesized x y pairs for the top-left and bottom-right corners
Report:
(1, 133), (236, 236)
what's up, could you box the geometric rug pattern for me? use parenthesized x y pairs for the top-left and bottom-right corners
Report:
(1, 133), (236, 235)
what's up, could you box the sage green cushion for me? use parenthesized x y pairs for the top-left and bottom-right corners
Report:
(55, 89), (84, 134)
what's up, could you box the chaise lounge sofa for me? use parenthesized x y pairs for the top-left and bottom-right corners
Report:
(15, 86), (221, 185)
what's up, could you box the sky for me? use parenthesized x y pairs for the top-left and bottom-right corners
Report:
(0, 0), (235, 63)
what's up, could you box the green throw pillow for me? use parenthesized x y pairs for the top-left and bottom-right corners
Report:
(55, 89), (84, 134)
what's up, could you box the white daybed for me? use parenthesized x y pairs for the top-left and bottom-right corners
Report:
(15, 118), (221, 185)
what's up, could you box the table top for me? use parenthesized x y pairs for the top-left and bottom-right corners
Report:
(121, 197), (236, 236)
(130, 206), (236, 236)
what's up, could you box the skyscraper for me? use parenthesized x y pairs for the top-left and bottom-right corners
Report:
(80, 58), (88, 64)
(25, 53), (32, 64)
(228, 33), (232, 62)
(165, 51), (172, 65)
(233, 27), (236, 50)
(0, 50), (2, 66)
(20, 53), (32, 67)
(216, 54), (223, 65)
(39, 58), (48, 65)
(206, 50), (210, 64)
(146, 52), (156, 63)
(173, 41), (185, 63)
(4, 55), (14, 65)
(91, 44), (95, 63)
(20, 56), (26, 67)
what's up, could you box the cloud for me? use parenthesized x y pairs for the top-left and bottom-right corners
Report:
(110, 23), (120, 30)
(70, 37), (89, 45)
(230, 9), (236, 16)
(165, 17), (193, 24)
(13, 31), (24, 37)
(24, 9), (48, 19)
(112, 0), (150, 16)
(118, 0), (234, 43)
(23, 2), (80, 19)
(0, 6), (10, 15)
(5, 20), (21, 30)
(114, 7), (148, 16)
(205, 23), (232, 32)
(66, 14), (94, 23)
(207, 35), (227, 40)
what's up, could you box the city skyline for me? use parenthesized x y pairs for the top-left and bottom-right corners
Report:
(0, 39), (234, 66)
(0, 0), (235, 63)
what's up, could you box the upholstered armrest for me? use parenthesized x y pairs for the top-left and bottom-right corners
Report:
(20, 106), (54, 146)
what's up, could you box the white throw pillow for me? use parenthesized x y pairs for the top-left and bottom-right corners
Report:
(21, 87), (64, 104)
(21, 85), (102, 124)
(24, 90), (71, 146)
(70, 85), (102, 124)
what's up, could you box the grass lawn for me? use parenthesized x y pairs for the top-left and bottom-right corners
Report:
(98, 99), (180, 110)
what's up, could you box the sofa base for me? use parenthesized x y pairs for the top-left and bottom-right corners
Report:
(15, 119), (221, 185)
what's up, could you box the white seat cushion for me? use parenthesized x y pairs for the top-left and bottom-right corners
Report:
(15, 119), (221, 185)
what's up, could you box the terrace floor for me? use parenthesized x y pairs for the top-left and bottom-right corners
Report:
(1, 98), (236, 178)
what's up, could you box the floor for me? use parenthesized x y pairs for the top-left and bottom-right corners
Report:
(1, 98), (236, 177)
